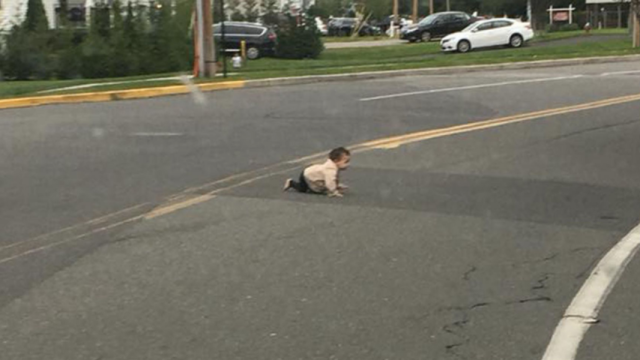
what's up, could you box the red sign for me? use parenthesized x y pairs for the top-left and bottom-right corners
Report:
(553, 11), (569, 21)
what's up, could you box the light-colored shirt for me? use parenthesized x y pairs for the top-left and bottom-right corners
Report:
(303, 159), (340, 195)
(232, 56), (242, 68)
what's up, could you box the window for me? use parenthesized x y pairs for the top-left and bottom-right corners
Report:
(244, 26), (265, 35)
(493, 20), (512, 29)
(225, 25), (243, 34)
(453, 13), (469, 22)
(439, 15), (455, 24)
(476, 22), (493, 31)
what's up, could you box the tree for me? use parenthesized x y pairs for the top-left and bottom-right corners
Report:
(58, 0), (70, 27)
(228, 0), (246, 21)
(81, 2), (111, 78)
(110, 0), (135, 76)
(365, 0), (392, 20)
(261, 0), (280, 25)
(276, 13), (324, 59)
(245, 0), (260, 22)
(24, 0), (48, 32)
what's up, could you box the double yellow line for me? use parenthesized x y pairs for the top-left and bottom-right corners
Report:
(3, 91), (640, 264)
(354, 93), (640, 150)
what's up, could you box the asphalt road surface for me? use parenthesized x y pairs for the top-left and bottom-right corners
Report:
(1, 61), (640, 360)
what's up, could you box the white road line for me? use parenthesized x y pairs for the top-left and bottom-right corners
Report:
(541, 223), (640, 360)
(359, 75), (584, 102)
(130, 132), (184, 137)
(600, 70), (640, 77)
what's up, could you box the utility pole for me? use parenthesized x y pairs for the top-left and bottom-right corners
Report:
(203, 0), (216, 77)
(633, 0), (640, 48)
(412, 0), (417, 22)
(195, 0), (205, 77)
(446, 0), (450, 12)
(429, 0), (434, 15)
(393, 0), (398, 36)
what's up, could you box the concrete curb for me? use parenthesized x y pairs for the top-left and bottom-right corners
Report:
(0, 81), (245, 110)
(1, 54), (639, 110)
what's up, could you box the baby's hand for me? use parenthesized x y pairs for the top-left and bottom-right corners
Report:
(338, 184), (349, 191)
(328, 191), (344, 198)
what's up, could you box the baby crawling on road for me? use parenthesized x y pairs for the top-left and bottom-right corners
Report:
(283, 147), (351, 198)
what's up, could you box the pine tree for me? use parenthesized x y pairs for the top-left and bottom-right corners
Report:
(58, 0), (70, 27)
(24, 0), (48, 32)
(228, 0), (246, 21)
(261, 0), (279, 25)
(245, 0), (260, 22)
(110, 0), (134, 76)
(81, 2), (112, 78)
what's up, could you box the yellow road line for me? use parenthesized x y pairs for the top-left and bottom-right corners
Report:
(3, 92), (640, 263)
(0, 216), (143, 266)
(354, 93), (640, 150)
(0, 202), (152, 254)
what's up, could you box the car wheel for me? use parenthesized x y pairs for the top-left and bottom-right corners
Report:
(421, 32), (432, 42)
(457, 40), (471, 53)
(246, 47), (260, 60)
(509, 34), (524, 48)
(408, 38), (417, 43)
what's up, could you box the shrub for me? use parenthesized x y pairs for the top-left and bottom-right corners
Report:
(275, 14), (324, 59)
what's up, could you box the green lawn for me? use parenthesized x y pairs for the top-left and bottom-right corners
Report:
(1, 32), (637, 99)
(234, 37), (639, 79)
(0, 73), (182, 99)
(323, 36), (392, 43)
(532, 28), (629, 42)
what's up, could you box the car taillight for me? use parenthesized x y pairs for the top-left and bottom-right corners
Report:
(268, 33), (277, 40)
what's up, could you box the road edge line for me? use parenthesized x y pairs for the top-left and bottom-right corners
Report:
(541, 224), (640, 360)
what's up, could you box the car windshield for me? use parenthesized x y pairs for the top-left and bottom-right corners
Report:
(419, 14), (439, 26)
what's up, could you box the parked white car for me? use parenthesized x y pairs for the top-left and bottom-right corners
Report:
(440, 18), (534, 53)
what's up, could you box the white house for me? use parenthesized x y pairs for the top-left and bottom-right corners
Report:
(1, 0), (150, 32)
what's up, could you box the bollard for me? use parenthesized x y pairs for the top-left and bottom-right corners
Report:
(241, 40), (247, 60)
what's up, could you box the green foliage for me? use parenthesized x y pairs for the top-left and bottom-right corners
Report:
(275, 14), (324, 59)
(546, 23), (581, 33)
(261, 0), (280, 25)
(312, 0), (345, 18)
(244, 0), (260, 22)
(228, 0), (246, 21)
(0, 0), (207, 80)
(24, 0), (49, 32)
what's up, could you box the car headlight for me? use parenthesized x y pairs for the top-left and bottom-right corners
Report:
(441, 38), (451, 44)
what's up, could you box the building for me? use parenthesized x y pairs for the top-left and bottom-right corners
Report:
(586, 0), (631, 28)
(0, 0), (149, 32)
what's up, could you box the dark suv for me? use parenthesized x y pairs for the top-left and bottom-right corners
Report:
(400, 12), (477, 42)
(327, 18), (380, 37)
(213, 22), (277, 60)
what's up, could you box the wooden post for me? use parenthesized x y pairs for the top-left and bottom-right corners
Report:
(393, 0), (399, 37)
(446, 0), (450, 12)
(634, 1), (640, 48)
(203, 0), (216, 77)
(429, 0), (434, 15)
(412, 0), (417, 23)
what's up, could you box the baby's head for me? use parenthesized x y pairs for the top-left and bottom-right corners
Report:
(329, 147), (351, 170)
